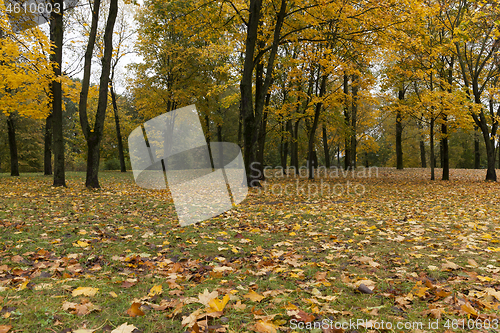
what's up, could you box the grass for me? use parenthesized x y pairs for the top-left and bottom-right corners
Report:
(0, 168), (499, 332)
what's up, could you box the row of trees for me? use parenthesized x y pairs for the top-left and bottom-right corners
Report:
(1, 0), (500, 187)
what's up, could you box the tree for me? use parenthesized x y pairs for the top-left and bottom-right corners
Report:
(78, 0), (119, 188)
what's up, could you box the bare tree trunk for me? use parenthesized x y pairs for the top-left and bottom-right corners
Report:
(418, 118), (426, 168)
(430, 118), (435, 180)
(44, 113), (52, 175)
(308, 73), (327, 179)
(110, 81), (126, 172)
(441, 116), (449, 180)
(350, 75), (358, 168)
(343, 74), (351, 169)
(82, 0), (119, 188)
(7, 114), (19, 177)
(50, 0), (65, 186)
(396, 89), (404, 170)
(474, 125), (480, 169)
(322, 125), (330, 168)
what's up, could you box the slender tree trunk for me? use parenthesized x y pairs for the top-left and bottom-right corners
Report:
(256, 93), (270, 179)
(44, 113), (53, 175)
(430, 118), (435, 180)
(350, 75), (358, 168)
(110, 81), (126, 172)
(418, 118), (426, 168)
(291, 119), (300, 171)
(7, 114), (19, 177)
(441, 116), (449, 180)
(474, 125), (480, 169)
(83, 0), (118, 188)
(396, 89), (404, 170)
(50, 0), (65, 186)
(308, 74), (327, 179)
(343, 74), (351, 169)
(322, 125), (330, 168)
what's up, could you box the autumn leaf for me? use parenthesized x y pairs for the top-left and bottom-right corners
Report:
(148, 284), (163, 297)
(243, 290), (265, 302)
(198, 288), (218, 307)
(72, 287), (98, 297)
(0, 325), (12, 333)
(208, 294), (230, 312)
(110, 323), (138, 333)
(254, 321), (278, 333)
(126, 302), (145, 317)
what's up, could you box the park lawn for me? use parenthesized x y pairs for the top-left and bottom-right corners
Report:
(0, 168), (499, 333)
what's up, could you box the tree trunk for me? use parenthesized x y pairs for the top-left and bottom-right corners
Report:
(44, 113), (53, 175)
(350, 75), (358, 168)
(7, 114), (19, 177)
(50, 0), (66, 187)
(430, 118), (435, 180)
(441, 116), (449, 180)
(474, 126), (480, 169)
(291, 119), (299, 171)
(308, 74), (327, 179)
(109, 81), (126, 172)
(79, 0), (118, 188)
(343, 74), (351, 169)
(418, 118), (426, 168)
(256, 93), (270, 179)
(322, 125), (330, 168)
(240, 0), (286, 187)
(396, 89), (404, 170)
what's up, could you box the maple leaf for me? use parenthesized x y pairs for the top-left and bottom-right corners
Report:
(198, 288), (219, 307)
(72, 287), (99, 297)
(148, 284), (163, 297)
(208, 294), (230, 312)
(243, 290), (265, 302)
(126, 302), (145, 317)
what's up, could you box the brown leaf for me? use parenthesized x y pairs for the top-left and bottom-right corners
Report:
(254, 321), (278, 333)
(126, 302), (145, 317)
(0, 325), (12, 333)
(243, 290), (265, 302)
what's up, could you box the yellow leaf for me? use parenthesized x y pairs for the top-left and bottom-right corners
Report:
(209, 294), (229, 312)
(73, 240), (90, 248)
(243, 290), (265, 302)
(254, 321), (278, 333)
(109, 292), (118, 298)
(148, 285), (163, 297)
(72, 287), (99, 297)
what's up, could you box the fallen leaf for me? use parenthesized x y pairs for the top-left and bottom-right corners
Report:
(0, 325), (12, 333)
(243, 290), (265, 302)
(198, 288), (218, 307)
(254, 321), (278, 333)
(126, 302), (145, 317)
(209, 294), (230, 312)
(148, 284), (163, 297)
(110, 323), (138, 333)
(72, 287), (98, 297)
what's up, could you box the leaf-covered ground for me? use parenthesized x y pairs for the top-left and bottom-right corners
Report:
(0, 168), (499, 333)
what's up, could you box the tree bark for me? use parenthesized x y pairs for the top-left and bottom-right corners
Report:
(441, 116), (449, 180)
(396, 89), (404, 170)
(322, 125), (330, 169)
(430, 117), (435, 180)
(474, 126), (480, 169)
(44, 113), (53, 175)
(240, 0), (286, 187)
(343, 74), (351, 169)
(418, 118), (426, 168)
(350, 75), (359, 169)
(110, 81), (126, 172)
(50, 0), (65, 186)
(79, 0), (118, 188)
(7, 114), (19, 177)
(308, 73), (327, 179)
